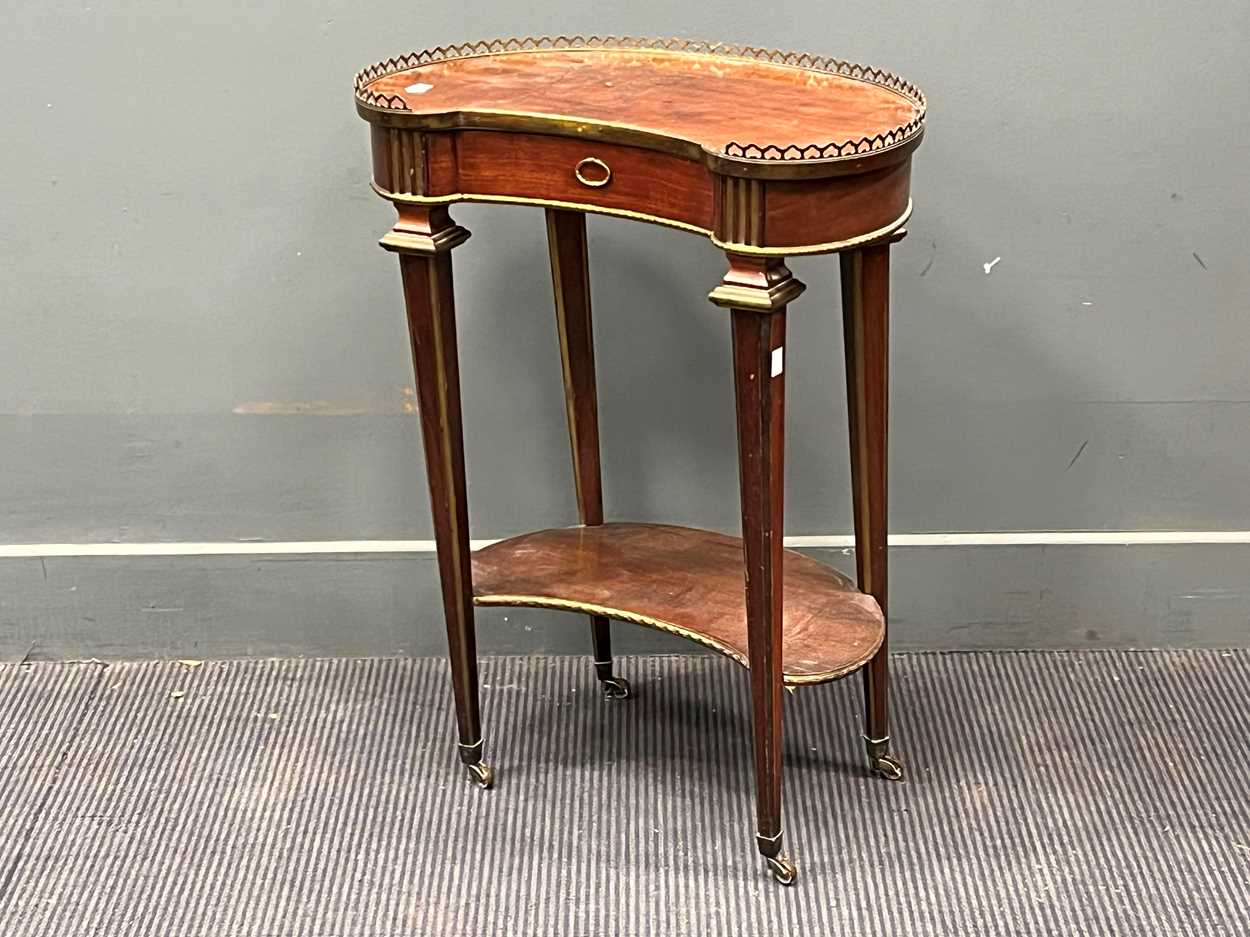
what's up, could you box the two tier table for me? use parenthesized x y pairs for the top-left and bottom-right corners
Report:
(353, 36), (926, 885)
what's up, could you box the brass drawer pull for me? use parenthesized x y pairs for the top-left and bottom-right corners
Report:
(574, 156), (612, 188)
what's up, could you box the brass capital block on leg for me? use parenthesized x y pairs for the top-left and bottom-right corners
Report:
(381, 204), (471, 255)
(708, 255), (805, 311)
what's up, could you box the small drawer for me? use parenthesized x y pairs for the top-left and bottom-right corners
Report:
(450, 131), (715, 232)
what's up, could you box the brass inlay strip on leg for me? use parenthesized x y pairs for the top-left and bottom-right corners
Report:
(546, 214), (587, 520)
(576, 221), (595, 522)
(428, 261), (469, 645)
(849, 252), (873, 597)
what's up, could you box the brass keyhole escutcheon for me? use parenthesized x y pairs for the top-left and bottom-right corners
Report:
(574, 156), (612, 188)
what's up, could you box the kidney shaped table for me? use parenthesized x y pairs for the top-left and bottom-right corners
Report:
(353, 36), (926, 885)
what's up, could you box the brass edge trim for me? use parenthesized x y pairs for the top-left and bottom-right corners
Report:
(356, 104), (710, 163)
(706, 131), (923, 180)
(713, 201), (913, 256)
(355, 106), (921, 181)
(472, 593), (880, 685)
(372, 182), (709, 236)
(373, 183), (914, 257)
(352, 36), (926, 166)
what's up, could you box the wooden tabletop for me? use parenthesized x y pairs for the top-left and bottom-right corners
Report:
(356, 38), (925, 167)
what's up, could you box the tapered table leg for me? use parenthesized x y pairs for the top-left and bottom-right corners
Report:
(383, 205), (493, 789)
(546, 208), (630, 701)
(840, 242), (903, 781)
(711, 255), (805, 885)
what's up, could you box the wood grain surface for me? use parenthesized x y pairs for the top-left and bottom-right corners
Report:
(471, 523), (885, 685)
(367, 48), (920, 151)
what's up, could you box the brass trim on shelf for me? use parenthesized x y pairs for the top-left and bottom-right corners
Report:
(372, 183), (914, 256)
(472, 593), (881, 686)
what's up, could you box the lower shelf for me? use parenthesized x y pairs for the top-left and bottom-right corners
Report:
(471, 522), (884, 686)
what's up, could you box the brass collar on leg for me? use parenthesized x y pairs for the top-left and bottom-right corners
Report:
(708, 255), (805, 311)
(457, 738), (485, 758)
(381, 204), (471, 255)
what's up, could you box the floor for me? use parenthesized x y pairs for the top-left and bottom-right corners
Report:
(0, 650), (1245, 936)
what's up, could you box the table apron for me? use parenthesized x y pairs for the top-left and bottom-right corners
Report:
(370, 127), (913, 255)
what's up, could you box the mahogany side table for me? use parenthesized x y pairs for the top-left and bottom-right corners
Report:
(353, 37), (926, 885)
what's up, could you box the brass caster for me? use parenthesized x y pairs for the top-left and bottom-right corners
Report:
(764, 853), (798, 886)
(465, 762), (495, 789)
(870, 754), (904, 781)
(601, 676), (632, 700)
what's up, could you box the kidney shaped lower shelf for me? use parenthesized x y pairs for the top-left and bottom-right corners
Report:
(471, 522), (884, 686)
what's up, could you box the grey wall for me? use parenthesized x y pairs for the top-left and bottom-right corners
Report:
(2, 3), (1249, 661)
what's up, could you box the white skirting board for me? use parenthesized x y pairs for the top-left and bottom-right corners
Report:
(3, 530), (1250, 558)
(2, 539), (1247, 660)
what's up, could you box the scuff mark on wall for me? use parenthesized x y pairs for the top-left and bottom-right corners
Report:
(1066, 439), (1089, 471)
(919, 240), (937, 277)
(232, 387), (418, 415)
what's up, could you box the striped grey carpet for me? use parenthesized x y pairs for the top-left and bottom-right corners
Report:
(0, 650), (1245, 936)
